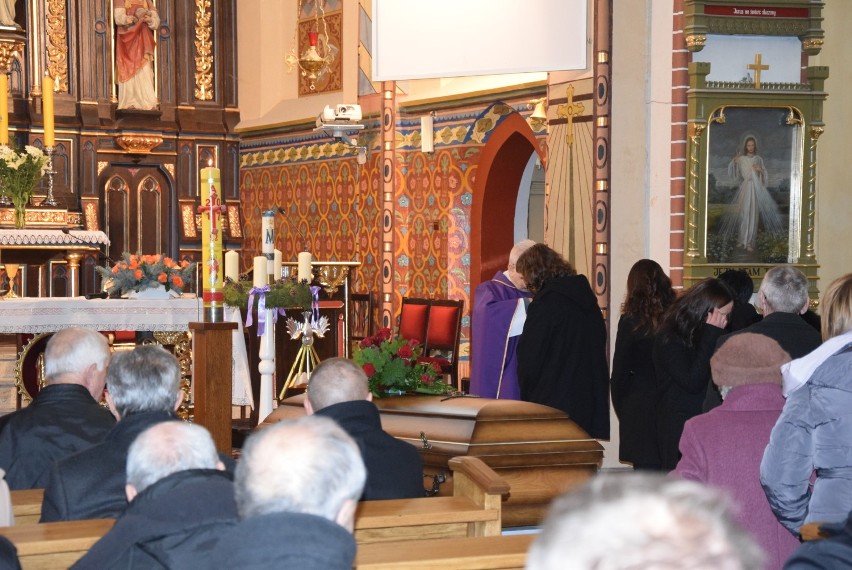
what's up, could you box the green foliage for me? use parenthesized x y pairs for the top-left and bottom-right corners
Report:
(222, 278), (312, 311)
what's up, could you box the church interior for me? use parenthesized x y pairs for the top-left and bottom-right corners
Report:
(0, 0), (850, 565)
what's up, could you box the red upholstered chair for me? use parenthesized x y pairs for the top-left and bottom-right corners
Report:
(398, 297), (430, 345)
(418, 299), (464, 389)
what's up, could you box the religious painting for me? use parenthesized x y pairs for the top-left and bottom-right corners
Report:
(704, 106), (803, 264)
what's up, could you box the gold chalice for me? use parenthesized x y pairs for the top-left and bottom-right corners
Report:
(4, 264), (19, 298)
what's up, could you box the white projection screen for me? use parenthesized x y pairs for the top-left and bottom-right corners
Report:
(371, 0), (589, 81)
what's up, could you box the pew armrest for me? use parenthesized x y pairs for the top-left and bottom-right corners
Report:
(449, 456), (510, 497)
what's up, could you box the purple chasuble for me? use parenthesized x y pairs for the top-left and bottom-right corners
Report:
(470, 272), (532, 399)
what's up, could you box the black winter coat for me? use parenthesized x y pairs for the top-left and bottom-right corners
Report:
(71, 469), (237, 570)
(316, 399), (424, 500)
(0, 384), (114, 490)
(611, 315), (660, 468)
(517, 275), (610, 439)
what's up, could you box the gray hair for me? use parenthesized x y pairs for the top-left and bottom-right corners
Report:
(45, 328), (110, 383)
(306, 358), (369, 411)
(126, 421), (219, 494)
(759, 266), (809, 314)
(526, 473), (764, 570)
(508, 239), (536, 269)
(106, 345), (181, 418)
(235, 416), (366, 522)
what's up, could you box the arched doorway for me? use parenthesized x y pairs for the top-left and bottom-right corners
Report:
(470, 112), (545, 292)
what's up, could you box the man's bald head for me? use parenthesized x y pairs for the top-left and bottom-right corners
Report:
(306, 358), (370, 412)
(508, 240), (537, 269)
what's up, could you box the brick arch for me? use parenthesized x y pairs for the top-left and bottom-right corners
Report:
(470, 112), (544, 291)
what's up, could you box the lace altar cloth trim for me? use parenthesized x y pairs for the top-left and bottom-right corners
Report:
(0, 229), (110, 246)
(0, 296), (201, 333)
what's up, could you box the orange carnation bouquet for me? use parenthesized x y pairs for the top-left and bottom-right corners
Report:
(96, 252), (196, 297)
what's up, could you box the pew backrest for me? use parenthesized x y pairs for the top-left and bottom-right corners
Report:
(355, 533), (535, 570)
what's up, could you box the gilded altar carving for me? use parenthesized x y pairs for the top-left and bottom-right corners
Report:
(115, 134), (164, 154)
(0, 38), (24, 73)
(194, 0), (213, 101)
(46, 0), (69, 92)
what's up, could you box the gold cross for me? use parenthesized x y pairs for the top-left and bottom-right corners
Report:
(747, 53), (769, 89)
(557, 84), (584, 146)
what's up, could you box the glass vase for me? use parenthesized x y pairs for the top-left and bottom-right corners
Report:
(12, 202), (25, 229)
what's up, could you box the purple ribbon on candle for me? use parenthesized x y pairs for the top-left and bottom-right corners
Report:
(310, 285), (321, 323)
(246, 285), (271, 336)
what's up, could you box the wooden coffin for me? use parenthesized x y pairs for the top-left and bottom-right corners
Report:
(264, 394), (603, 527)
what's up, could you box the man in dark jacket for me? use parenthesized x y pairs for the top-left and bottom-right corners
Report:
(305, 357), (424, 500)
(706, 265), (822, 410)
(200, 416), (366, 570)
(0, 328), (115, 490)
(40, 345), (186, 522)
(72, 421), (237, 569)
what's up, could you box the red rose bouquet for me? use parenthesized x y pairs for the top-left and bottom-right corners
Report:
(353, 327), (449, 397)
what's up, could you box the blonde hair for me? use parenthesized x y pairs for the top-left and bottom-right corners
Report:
(821, 273), (852, 340)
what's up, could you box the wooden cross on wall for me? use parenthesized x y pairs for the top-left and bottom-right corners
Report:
(557, 84), (584, 146)
(748, 53), (769, 89)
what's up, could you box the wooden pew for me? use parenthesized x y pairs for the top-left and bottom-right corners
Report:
(355, 533), (536, 570)
(0, 456), (510, 568)
(354, 456), (510, 544)
(11, 489), (44, 525)
(0, 519), (115, 569)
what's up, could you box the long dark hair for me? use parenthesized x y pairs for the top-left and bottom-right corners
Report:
(622, 259), (676, 333)
(660, 278), (733, 348)
(515, 244), (576, 295)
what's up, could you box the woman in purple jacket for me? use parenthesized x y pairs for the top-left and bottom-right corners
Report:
(675, 333), (799, 569)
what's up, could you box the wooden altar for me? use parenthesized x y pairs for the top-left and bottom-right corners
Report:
(265, 394), (604, 527)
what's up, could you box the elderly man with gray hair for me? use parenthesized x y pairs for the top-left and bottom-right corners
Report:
(72, 422), (236, 569)
(305, 357), (424, 500)
(706, 265), (822, 410)
(200, 416), (366, 569)
(526, 473), (765, 570)
(0, 327), (115, 490)
(40, 345), (188, 522)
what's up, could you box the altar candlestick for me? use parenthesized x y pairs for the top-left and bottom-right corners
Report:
(224, 250), (239, 282)
(0, 74), (8, 145)
(261, 210), (275, 283)
(42, 73), (55, 147)
(298, 251), (312, 283)
(253, 256), (267, 288)
(199, 164), (226, 322)
(273, 249), (283, 281)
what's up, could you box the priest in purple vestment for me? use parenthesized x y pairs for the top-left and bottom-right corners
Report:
(470, 240), (535, 399)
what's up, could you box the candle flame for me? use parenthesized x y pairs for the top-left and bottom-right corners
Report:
(208, 159), (213, 167)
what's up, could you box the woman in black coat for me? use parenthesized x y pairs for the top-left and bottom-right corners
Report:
(515, 244), (610, 439)
(611, 259), (675, 470)
(654, 278), (733, 470)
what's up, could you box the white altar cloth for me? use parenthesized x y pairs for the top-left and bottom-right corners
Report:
(0, 296), (254, 407)
(0, 296), (202, 334)
(0, 229), (110, 247)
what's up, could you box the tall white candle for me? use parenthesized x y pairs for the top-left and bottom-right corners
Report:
(273, 249), (283, 281)
(224, 250), (239, 282)
(253, 256), (267, 288)
(298, 251), (312, 283)
(261, 210), (275, 280)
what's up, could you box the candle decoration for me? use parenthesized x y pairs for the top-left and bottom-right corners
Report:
(0, 73), (7, 145)
(224, 250), (239, 282)
(298, 251), (312, 283)
(261, 210), (275, 282)
(198, 164), (227, 322)
(42, 73), (55, 147)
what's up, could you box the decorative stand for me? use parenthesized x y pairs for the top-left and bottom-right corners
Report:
(41, 146), (58, 207)
(258, 303), (277, 421)
(279, 310), (329, 397)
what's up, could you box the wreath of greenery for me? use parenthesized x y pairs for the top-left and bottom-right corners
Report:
(222, 278), (313, 311)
